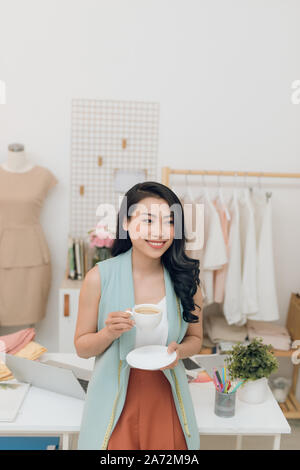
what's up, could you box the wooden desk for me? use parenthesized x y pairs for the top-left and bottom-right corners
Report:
(1, 352), (288, 450)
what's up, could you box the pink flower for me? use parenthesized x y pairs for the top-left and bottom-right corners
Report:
(95, 238), (105, 248)
(88, 223), (115, 249)
(105, 236), (114, 248)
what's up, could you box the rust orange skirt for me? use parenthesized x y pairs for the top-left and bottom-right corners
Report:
(107, 367), (188, 450)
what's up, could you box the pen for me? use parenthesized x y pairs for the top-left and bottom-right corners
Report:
(213, 368), (222, 391)
(212, 376), (220, 391)
(229, 380), (244, 393)
(215, 369), (223, 388)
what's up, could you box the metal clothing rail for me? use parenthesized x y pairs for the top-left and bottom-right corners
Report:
(161, 165), (300, 422)
(161, 166), (300, 187)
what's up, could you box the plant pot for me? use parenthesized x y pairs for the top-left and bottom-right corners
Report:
(92, 247), (111, 266)
(237, 377), (269, 404)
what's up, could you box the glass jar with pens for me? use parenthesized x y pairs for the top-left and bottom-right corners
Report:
(213, 366), (245, 418)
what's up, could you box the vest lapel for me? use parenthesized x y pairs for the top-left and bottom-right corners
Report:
(119, 246), (181, 361)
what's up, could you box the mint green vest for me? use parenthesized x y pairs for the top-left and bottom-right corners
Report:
(77, 246), (200, 450)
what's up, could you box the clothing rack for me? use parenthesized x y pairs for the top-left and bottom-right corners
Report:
(161, 166), (300, 187)
(161, 165), (300, 420)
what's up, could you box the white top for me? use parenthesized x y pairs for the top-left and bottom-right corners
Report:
(223, 189), (244, 325)
(134, 296), (168, 349)
(202, 191), (228, 305)
(248, 190), (279, 321)
(239, 187), (258, 316)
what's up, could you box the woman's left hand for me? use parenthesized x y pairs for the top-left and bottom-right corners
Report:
(159, 341), (181, 370)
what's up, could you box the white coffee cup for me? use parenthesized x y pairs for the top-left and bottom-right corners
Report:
(125, 303), (162, 330)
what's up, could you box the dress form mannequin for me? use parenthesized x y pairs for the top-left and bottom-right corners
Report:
(1, 143), (35, 173)
(0, 142), (58, 333)
(1, 144), (37, 331)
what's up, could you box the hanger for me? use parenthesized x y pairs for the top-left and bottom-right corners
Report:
(186, 172), (195, 203)
(232, 172), (239, 205)
(257, 172), (263, 193)
(217, 171), (231, 221)
(202, 170), (210, 201)
(264, 171), (272, 201)
(180, 174), (188, 201)
(246, 170), (253, 194)
(243, 171), (255, 215)
(243, 171), (250, 200)
(266, 190), (272, 201)
(181, 172), (195, 203)
(256, 172), (272, 202)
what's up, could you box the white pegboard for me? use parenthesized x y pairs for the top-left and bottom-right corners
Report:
(70, 99), (160, 238)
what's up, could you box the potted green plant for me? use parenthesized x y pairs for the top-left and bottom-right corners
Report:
(224, 337), (279, 404)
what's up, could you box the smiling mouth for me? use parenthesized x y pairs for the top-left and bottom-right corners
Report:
(145, 240), (167, 248)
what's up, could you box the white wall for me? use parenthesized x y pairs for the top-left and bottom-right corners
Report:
(0, 0), (299, 395)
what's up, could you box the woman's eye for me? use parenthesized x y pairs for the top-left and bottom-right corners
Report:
(142, 218), (173, 224)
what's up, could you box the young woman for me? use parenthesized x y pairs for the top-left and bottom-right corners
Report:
(75, 181), (203, 450)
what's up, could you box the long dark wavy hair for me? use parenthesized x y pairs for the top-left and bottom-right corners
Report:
(110, 181), (201, 323)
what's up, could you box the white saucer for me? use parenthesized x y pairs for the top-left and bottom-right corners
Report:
(126, 345), (177, 370)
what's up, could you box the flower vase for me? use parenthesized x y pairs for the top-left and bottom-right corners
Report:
(92, 246), (111, 266)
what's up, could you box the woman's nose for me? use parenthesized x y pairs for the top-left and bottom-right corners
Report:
(148, 222), (162, 238)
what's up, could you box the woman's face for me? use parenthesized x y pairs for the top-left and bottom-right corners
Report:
(123, 197), (175, 259)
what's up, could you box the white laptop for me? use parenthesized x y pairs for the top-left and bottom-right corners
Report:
(190, 354), (229, 379)
(5, 354), (86, 400)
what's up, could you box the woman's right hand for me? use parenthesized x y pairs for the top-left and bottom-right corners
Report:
(104, 311), (135, 340)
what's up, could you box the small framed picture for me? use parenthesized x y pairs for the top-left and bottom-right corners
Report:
(113, 168), (148, 193)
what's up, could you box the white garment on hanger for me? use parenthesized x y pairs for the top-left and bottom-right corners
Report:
(223, 189), (245, 325)
(202, 189), (227, 305)
(239, 188), (258, 316)
(247, 191), (279, 321)
(213, 196), (231, 304)
(134, 296), (168, 348)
